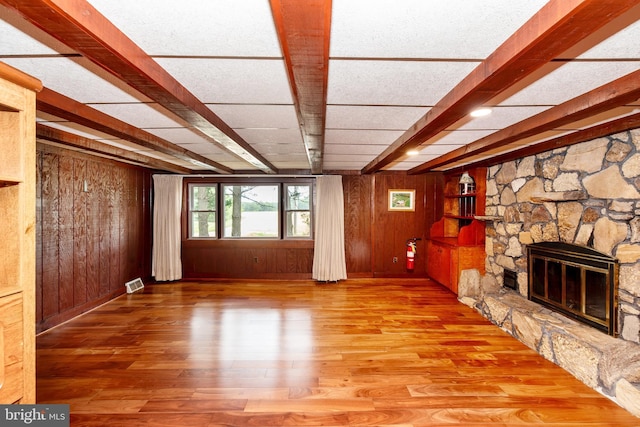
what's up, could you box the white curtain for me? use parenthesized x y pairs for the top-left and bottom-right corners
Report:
(312, 175), (347, 282)
(152, 174), (183, 281)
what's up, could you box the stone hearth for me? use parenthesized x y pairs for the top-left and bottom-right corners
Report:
(459, 269), (640, 417)
(459, 129), (640, 417)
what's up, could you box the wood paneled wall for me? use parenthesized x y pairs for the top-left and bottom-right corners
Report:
(35, 151), (442, 328)
(36, 144), (152, 332)
(182, 173), (443, 279)
(343, 175), (372, 275)
(371, 173), (443, 277)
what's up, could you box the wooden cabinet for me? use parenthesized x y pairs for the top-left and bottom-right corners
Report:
(0, 62), (41, 403)
(427, 168), (486, 294)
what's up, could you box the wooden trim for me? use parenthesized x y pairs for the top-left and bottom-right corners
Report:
(36, 123), (193, 174)
(412, 70), (640, 173)
(270, 0), (332, 173)
(37, 88), (228, 173)
(362, 0), (640, 174)
(0, 61), (42, 93)
(458, 111), (640, 170)
(2, 0), (276, 173)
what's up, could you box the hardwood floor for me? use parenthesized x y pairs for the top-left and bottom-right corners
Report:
(36, 278), (639, 426)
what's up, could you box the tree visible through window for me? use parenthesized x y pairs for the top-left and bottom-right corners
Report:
(189, 184), (216, 237)
(187, 181), (313, 239)
(285, 184), (311, 238)
(223, 185), (279, 238)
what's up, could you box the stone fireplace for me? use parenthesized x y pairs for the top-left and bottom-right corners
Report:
(528, 241), (618, 336)
(458, 129), (640, 417)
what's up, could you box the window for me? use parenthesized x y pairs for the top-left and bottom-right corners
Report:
(188, 184), (217, 238)
(186, 180), (313, 240)
(222, 184), (279, 238)
(285, 184), (311, 238)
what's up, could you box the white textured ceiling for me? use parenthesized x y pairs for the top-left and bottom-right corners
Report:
(1, 0), (640, 174)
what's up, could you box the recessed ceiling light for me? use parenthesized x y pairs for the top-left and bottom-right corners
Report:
(470, 107), (492, 117)
(407, 150), (419, 156)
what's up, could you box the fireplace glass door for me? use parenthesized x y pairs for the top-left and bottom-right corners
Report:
(527, 242), (618, 336)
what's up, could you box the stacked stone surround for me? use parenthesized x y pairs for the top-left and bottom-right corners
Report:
(458, 129), (640, 417)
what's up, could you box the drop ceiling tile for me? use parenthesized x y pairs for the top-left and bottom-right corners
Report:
(325, 144), (387, 155)
(326, 105), (428, 130)
(175, 143), (227, 156)
(386, 157), (440, 170)
(206, 158), (261, 171)
(95, 138), (155, 151)
(37, 120), (120, 141)
(500, 61), (640, 106)
(325, 129), (404, 145)
(425, 130), (495, 147)
(87, 0), (281, 57)
(322, 159), (369, 170)
(0, 5), (75, 55)
(250, 143), (307, 156)
(452, 106), (551, 131)
(156, 58), (293, 104)
(324, 153), (379, 163)
(212, 105), (299, 129)
(2, 57), (149, 103)
(418, 143), (468, 156)
(573, 16), (640, 59)
(330, 0), (547, 58)
(145, 128), (221, 147)
(236, 128), (303, 145)
(88, 103), (186, 129)
(271, 159), (312, 169)
(327, 60), (479, 105)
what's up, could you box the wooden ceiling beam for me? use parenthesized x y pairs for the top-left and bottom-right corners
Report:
(270, 0), (332, 174)
(0, 0), (278, 174)
(410, 69), (640, 173)
(36, 123), (194, 174)
(460, 111), (640, 172)
(37, 87), (231, 173)
(361, 0), (640, 174)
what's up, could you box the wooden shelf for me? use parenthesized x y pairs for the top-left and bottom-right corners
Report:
(0, 66), (39, 404)
(474, 215), (501, 221)
(529, 190), (587, 203)
(428, 168), (487, 295)
(445, 192), (479, 198)
(444, 214), (476, 220)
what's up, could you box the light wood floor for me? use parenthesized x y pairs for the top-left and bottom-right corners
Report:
(36, 278), (639, 426)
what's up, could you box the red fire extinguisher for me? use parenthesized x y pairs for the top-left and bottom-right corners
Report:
(406, 237), (421, 271)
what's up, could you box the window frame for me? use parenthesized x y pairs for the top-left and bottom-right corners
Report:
(187, 182), (218, 239)
(283, 182), (313, 239)
(221, 183), (281, 239)
(183, 178), (314, 241)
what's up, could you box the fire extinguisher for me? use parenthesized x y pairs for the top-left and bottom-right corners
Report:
(406, 237), (422, 271)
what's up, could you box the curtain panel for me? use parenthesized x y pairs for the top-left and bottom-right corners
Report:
(152, 174), (183, 281)
(312, 175), (347, 281)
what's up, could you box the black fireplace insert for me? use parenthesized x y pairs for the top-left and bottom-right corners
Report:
(527, 242), (618, 336)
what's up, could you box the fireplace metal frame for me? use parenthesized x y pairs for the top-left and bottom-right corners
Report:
(527, 242), (618, 336)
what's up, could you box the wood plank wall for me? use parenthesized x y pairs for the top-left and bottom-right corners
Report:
(35, 147), (442, 330)
(182, 173), (444, 279)
(371, 173), (443, 277)
(36, 144), (153, 332)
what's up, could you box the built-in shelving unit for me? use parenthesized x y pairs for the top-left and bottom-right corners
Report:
(0, 62), (41, 404)
(427, 167), (487, 294)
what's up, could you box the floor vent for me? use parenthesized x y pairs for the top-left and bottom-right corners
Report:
(125, 278), (144, 294)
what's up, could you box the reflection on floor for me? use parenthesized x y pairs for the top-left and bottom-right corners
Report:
(36, 278), (640, 426)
